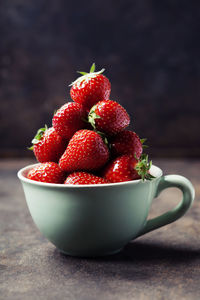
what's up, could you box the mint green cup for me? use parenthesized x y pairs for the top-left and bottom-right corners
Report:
(18, 164), (195, 257)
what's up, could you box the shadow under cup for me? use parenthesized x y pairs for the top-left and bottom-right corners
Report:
(17, 164), (195, 257)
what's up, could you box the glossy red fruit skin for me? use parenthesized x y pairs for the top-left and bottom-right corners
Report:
(91, 100), (130, 136)
(52, 102), (87, 139)
(33, 127), (67, 163)
(70, 74), (111, 110)
(64, 172), (109, 185)
(27, 162), (65, 184)
(59, 130), (109, 173)
(110, 130), (143, 159)
(103, 155), (140, 183)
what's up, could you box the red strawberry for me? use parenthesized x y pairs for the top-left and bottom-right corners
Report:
(103, 154), (153, 183)
(64, 172), (109, 185)
(88, 100), (130, 136)
(110, 130), (143, 159)
(70, 63), (111, 110)
(52, 102), (87, 139)
(27, 162), (65, 183)
(29, 126), (67, 163)
(59, 130), (109, 172)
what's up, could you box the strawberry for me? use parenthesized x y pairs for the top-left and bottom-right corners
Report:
(64, 172), (109, 185)
(110, 130), (143, 159)
(52, 102), (87, 139)
(70, 63), (111, 110)
(88, 100), (130, 136)
(29, 126), (67, 163)
(59, 130), (109, 172)
(103, 154), (154, 183)
(27, 162), (65, 183)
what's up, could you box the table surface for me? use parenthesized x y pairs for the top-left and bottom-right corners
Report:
(0, 158), (199, 300)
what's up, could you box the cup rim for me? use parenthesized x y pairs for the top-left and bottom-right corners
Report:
(17, 163), (163, 188)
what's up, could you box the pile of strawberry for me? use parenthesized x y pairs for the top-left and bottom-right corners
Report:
(27, 64), (154, 184)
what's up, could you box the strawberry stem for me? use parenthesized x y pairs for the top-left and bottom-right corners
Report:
(77, 63), (96, 76)
(69, 64), (105, 87)
(95, 131), (110, 148)
(134, 153), (155, 181)
(27, 125), (48, 150)
(88, 105), (101, 129)
(90, 63), (96, 73)
(77, 71), (87, 75)
(140, 138), (148, 149)
(140, 138), (147, 144)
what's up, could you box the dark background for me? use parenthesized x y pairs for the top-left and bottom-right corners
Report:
(0, 0), (200, 158)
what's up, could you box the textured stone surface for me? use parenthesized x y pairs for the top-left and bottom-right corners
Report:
(0, 158), (200, 299)
(0, 1), (200, 157)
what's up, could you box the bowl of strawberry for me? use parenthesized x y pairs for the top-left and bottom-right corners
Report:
(18, 64), (195, 257)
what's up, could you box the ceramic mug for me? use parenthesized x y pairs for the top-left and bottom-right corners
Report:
(18, 163), (195, 257)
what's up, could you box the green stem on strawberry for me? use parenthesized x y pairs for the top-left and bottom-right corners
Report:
(95, 131), (110, 149)
(28, 125), (48, 150)
(69, 63), (105, 87)
(77, 62), (96, 75)
(140, 138), (148, 149)
(134, 153), (155, 181)
(88, 107), (111, 148)
(88, 104), (101, 129)
(140, 138), (147, 144)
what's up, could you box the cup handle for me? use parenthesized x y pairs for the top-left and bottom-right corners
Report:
(137, 175), (195, 237)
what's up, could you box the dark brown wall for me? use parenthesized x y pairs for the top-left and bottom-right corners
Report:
(0, 0), (200, 157)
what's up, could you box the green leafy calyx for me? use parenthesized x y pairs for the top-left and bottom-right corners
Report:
(69, 63), (105, 86)
(140, 138), (148, 149)
(95, 130), (110, 148)
(88, 105), (101, 129)
(88, 108), (109, 147)
(28, 125), (48, 150)
(135, 153), (155, 181)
